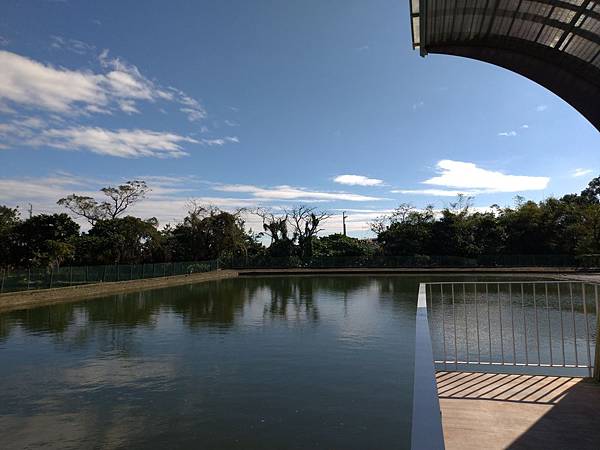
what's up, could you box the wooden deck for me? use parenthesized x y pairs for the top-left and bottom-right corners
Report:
(436, 371), (600, 449)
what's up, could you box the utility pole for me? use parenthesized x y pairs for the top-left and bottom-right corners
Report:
(342, 211), (348, 236)
(28, 203), (33, 219)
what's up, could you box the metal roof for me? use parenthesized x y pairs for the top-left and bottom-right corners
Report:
(410, 0), (600, 131)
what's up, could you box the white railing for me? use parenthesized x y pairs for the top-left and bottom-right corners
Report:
(412, 283), (445, 449)
(424, 281), (599, 377)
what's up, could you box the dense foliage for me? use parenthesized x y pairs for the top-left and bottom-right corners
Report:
(1, 175), (599, 269)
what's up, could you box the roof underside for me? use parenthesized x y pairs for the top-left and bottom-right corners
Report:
(410, 0), (600, 131)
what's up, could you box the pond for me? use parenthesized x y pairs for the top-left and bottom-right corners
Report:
(0, 276), (423, 450)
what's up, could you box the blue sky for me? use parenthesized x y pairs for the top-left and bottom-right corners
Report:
(0, 0), (598, 236)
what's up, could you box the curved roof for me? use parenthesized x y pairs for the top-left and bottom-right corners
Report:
(410, 0), (600, 131)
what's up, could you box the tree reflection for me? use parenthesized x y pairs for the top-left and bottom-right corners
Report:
(0, 276), (416, 345)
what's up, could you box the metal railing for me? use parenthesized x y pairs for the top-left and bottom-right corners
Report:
(424, 281), (599, 378)
(226, 254), (582, 269)
(0, 260), (219, 294)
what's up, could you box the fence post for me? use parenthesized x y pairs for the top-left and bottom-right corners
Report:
(49, 268), (53, 289)
(69, 266), (73, 285)
(85, 266), (88, 283)
(130, 264), (133, 280)
(116, 263), (119, 282)
(595, 285), (600, 382)
(27, 267), (31, 290)
(0, 268), (5, 293)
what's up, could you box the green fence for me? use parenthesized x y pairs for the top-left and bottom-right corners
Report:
(225, 254), (580, 269)
(0, 260), (219, 294)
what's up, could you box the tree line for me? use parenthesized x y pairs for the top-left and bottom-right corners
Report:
(1, 175), (599, 269)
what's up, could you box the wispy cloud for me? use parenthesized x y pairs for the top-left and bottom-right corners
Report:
(40, 127), (198, 158)
(536, 104), (548, 112)
(394, 160), (549, 196)
(521, 124), (529, 129)
(50, 35), (95, 55)
(213, 184), (384, 202)
(0, 121), (201, 158)
(333, 174), (383, 186)
(571, 168), (593, 178)
(498, 130), (517, 137)
(0, 49), (207, 122)
(412, 101), (425, 110)
(201, 136), (239, 146)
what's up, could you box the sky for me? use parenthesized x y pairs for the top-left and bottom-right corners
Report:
(0, 0), (598, 237)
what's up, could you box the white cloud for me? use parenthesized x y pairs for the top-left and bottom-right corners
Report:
(391, 188), (474, 197)
(333, 174), (383, 186)
(424, 160), (549, 192)
(0, 118), (239, 158)
(521, 124), (529, 129)
(393, 160), (549, 197)
(40, 126), (198, 158)
(536, 104), (548, 112)
(0, 50), (207, 122)
(572, 168), (593, 178)
(498, 131), (517, 137)
(213, 184), (384, 202)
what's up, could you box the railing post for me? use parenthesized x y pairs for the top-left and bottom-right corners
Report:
(27, 267), (31, 290)
(594, 285), (600, 382)
(0, 268), (5, 293)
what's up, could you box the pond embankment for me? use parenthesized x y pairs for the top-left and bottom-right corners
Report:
(0, 270), (239, 313)
(0, 266), (595, 313)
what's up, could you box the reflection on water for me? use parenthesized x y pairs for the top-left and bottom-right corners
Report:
(0, 276), (418, 450)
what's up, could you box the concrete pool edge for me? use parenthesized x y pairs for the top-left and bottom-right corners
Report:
(0, 270), (239, 313)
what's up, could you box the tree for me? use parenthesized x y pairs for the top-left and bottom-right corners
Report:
(286, 206), (330, 259)
(169, 203), (257, 261)
(581, 175), (600, 204)
(314, 234), (378, 258)
(0, 206), (20, 267)
(58, 180), (150, 225)
(12, 213), (80, 268)
(84, 216), (161, 264)
(377, 206), (435, 256)
(255, 208), (289, 243)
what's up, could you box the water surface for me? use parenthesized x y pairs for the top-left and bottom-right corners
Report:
(0, 276), (420, 450)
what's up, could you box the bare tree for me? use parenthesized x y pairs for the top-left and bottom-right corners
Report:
(286, 205), (330, 258)
(254, 208), (289, 243)
(58, 180), (150, 225)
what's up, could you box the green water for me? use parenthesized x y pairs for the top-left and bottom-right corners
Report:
(0, 276), (420, 449)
